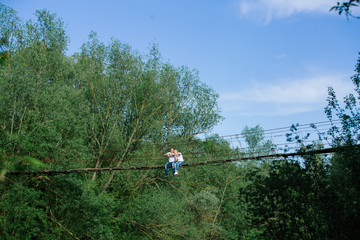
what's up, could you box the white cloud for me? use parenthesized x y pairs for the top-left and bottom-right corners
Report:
(220, 74), (354, 116)
(237, 0), (338, 24)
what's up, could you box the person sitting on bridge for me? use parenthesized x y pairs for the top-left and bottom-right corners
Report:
(174, 149), (184, 175)
(164, 148), (176, 177)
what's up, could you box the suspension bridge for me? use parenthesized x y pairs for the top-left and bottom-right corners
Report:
(5, 120), (350, 176)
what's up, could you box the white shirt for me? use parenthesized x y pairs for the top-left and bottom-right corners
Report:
(167, 152), (175, 162)
(176, 154), (184, 162)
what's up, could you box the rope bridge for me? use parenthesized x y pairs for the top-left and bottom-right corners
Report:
(4, 120), (353, 176)
(6, 145), (356, 176)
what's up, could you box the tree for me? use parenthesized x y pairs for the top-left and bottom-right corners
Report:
(324, 54), (360, 239)
(241, 125), (274, 157)
(0, 4), (23, 67)
(72, 33), (223, 190)
(325, 54), (360, 146)
(0, 7), (90, 165)
(331, 0), (360, 19)
(242, 156), (331, 240)
(1, 4), (228, 239)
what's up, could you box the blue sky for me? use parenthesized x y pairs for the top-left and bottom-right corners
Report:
(3, 0), (360, 136)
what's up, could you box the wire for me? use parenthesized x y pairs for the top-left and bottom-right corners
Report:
(7, 144), (357, 176)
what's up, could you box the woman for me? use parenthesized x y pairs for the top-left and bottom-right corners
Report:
(174, 149), (184, 175)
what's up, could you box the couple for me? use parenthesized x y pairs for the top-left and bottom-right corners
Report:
(164, 148), (184, 177)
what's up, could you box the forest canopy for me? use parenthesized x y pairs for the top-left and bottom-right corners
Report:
(1, 4), (360, 240)
(0, 4), (223, 171)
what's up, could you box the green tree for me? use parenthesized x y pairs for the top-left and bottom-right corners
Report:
(72, 32), (223, 190)
(0, 4), (23, 67)
(331, 0), (360, 18)
(1, 4), (227, 239)
(241, 125), (274, 157)
(325, 54), (360, 239)
(325, 55), (360, 146)
(0, 7), (90, 165)
(243, 156), (330, 240)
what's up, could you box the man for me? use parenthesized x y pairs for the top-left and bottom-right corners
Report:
(164, 148), (176, 177)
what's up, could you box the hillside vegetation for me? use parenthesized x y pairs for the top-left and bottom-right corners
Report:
(1, 4), (360, 239)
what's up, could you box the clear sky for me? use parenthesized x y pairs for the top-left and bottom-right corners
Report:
(3, 0), (360, 136)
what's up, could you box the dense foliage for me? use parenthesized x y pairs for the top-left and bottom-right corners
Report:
(1, 4), (360, 239)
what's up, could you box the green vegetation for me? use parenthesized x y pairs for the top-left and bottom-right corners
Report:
(1, 4), (360, 239)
